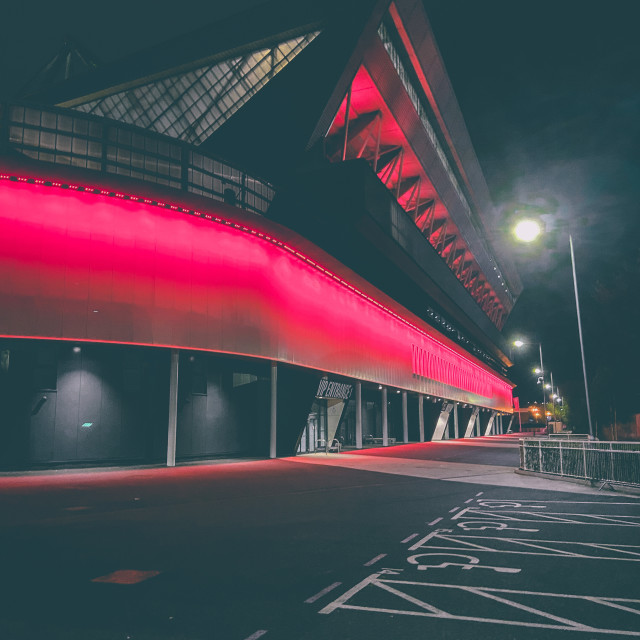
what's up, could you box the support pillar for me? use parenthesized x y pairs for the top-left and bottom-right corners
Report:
(484, 411), (497, 436)
(464, 407), (480, 438)
(418, 395), (425, 442)
(453, 403), (459, 439)
(381, 387), (388, 446)
(166, 349), (179, 467)
(355, 382), (363, 449)
(402, 390), (408, 444)
(270, 362), (277, 459)
(432, 403), (453, 441)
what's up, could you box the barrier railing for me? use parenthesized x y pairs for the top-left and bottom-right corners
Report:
(1, 102), (275, 216)
(519, 439), (640, 487)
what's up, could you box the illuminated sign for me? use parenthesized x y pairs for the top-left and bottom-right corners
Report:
(316, 380), (353, 400)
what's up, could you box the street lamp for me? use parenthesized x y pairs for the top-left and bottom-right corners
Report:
(513, 338), (547, 413)
(513, 219), (594, 438)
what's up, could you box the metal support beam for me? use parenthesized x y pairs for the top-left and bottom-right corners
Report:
(166, 349), (179, 467)
(432, 403), (453, 441)
(355, 382), (362, 449)
(464, 407), (480, 438)
(341, 84), (352, 162)
(453, 403), (459, 439)
(484, 411), (497, 436)
(402, 390), (408, 444)
(381, 387), (388, 446)
(373, 113), (382, 173)
(270, 362), (277, 458)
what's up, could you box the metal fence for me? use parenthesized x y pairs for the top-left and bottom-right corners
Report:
(0, 102), (275, 216)
(547, 433), (590, 440)
(520, 439), (640, 487)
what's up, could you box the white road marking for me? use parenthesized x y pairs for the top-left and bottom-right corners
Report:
(428, 517), (443, 526)
(401, 533), (419, 543)
(408, 530), (640, 560)
(320, 576), (640, 635)
(464, 498), (474, 503)
(364, 554), (387, 566)
(452, 507), (640, 526)
(477, 499), (640, 505)
(475, 492), (484, 496)
(449, 507), (460, 513)
(305, 582), (342, 603)
(243, 631), (268, 640)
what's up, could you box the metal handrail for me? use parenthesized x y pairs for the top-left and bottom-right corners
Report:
(0, 102), (275, 216)
(519, 438), (640, 487)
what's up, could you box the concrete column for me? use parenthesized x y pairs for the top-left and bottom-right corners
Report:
(355, 382), (363, 449)
(270, 362), (277, 459)
(418, 395), (425, 442)
(381, 387), (388, 446)
(454, 403), (459, 439)
(475, 411), (481, 437)
(166, 349), (179, 467)
(402, 390), (408, 443)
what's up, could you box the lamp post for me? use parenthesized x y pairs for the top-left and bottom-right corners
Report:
(513, 221), (594, 439)
(513, 339), (547, 424)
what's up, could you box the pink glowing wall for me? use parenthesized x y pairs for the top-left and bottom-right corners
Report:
(0, 169), (513, 411)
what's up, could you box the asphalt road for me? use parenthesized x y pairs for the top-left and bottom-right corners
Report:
(1, 437), (639, 639)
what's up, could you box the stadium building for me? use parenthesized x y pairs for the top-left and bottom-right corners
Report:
(0, 0), (521, 470)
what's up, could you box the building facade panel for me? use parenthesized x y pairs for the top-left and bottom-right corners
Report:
(0, 170), (512, 412)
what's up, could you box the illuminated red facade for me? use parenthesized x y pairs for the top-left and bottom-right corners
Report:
(0, 0), (520, 468)
(0, 171), (512, 410)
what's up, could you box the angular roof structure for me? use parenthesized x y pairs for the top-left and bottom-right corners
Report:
(20, 0), (521, 371)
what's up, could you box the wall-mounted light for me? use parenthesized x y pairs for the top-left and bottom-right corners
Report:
(73, 346), (81, 354)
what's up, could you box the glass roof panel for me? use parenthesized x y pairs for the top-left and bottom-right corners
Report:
(74, 32), (319, 145)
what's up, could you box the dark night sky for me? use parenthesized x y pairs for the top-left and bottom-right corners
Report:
(2, 1), (639, 429)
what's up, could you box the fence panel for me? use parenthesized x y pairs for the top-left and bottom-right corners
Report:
(519, 438), (640, 487)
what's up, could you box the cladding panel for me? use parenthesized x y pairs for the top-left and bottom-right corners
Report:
(0, 172), (512, 411)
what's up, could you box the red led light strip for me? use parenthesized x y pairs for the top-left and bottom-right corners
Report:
(0, 172), (511, 394)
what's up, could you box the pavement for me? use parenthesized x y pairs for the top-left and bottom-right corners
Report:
(1, 435), (639, 639)
(295, 436), (612, 494)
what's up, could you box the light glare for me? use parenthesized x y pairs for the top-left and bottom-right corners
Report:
(514, 219), (542, 243)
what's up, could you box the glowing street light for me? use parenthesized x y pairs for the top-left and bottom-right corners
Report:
(513, 338), (547, 410)
(512, 221), (594, 438)
(513, 219), (542, 243)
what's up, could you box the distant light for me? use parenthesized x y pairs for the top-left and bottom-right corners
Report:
(514, 219), (542, 243)
(81, 422), (93, 428)
(534, 368), (541, 374)
(545, 384), (551, 389)
(73, 346), (81, 353)
(513, 340), (524, 348)
(378, 385), (383, 390)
